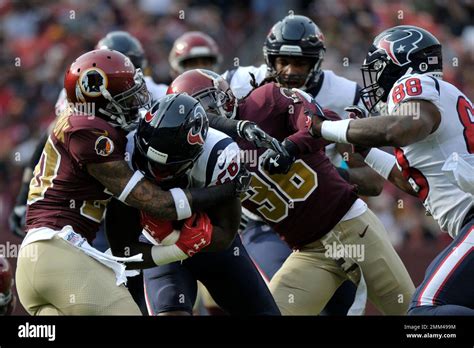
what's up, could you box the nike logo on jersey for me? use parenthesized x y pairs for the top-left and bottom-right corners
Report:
(359, 225), (369, 238)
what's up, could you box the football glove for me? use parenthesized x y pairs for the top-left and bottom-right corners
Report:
(176, 213), (213, 257)
(237, 121), (270, 148)
(262, 139), (298, 174)
(232, 164), (252, 195)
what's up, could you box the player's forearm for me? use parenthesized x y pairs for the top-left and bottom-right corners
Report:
(207, 113), (239, 138)
(387, 165), (418, 197)
(112, 242), (157, 270)
(203, 198), (241, 251)
(346, 166), (384, 196)
(88, 160), (238, 221)
(345, 116), (414, 147)
(88, 160), (181, 220)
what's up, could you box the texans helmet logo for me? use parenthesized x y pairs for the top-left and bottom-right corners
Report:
(144, 110), (154, 123)
(187, 105), (206, 146)
(378, 28), (423, 66)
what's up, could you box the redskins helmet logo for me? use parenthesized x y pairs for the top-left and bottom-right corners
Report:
(377, 28), (423, 67)
(187, 105), (206, 146)
(78, 68), (108, 97)
(95, 135), (114, 156)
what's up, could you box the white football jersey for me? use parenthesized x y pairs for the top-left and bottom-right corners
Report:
(144, 76), (168, 101)
(222, 65), (362, 166)
(125, 128), (240, 188)
(387, 73), (474, 237)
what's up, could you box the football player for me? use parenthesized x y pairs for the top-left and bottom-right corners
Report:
(15, 50), (247, 316)
(0, 256), (16, 316)
(222, 14), (385, 314)
(169, 31), (222, 79)
(309, 25), (474, 315)
(9, 30), (168, 239)
(105, 93), (280, 315)
(168, 68), (415, 315)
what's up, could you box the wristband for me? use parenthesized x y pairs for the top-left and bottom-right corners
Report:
(151, 244), (188, 266)
(117, 170), (144, 202)
(364, 148), (397, 179)
(170, 188), (192, 220)
(321, 119), (352, 143)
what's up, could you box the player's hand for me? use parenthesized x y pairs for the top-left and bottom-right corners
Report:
(306, 108), (327, 138)
(237, 121), (270, 148)
(344, 105), (368, 119)
(8, 205), (26, 238)
(262, 139), (298, 174)
(176, 213), (213, 257)
(140, 212), (174, 244)
(232, 164), (252, 195)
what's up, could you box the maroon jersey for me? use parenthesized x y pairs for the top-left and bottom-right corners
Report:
(26, 111), (127, 242)
(238, 83), (358, 248)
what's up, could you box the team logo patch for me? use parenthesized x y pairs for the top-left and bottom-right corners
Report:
(95, 135), (114, 156)
(279, 88), (300, 103)
(377, 28), (423, 67)
(79, 68), (108, 97)
(187, 105), (207, 146)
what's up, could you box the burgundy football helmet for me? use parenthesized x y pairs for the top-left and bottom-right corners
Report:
(64, 49), (151, 131)
(0, 257), (15, 316)
(169, 32), (222, 77)
(167, 69), (237, 119)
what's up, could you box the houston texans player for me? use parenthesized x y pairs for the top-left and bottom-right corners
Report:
(310, 25), (474, 315)
(105, 93), (280, 315)
(169, 69), (415, 315)
(15, 50), (247, 316)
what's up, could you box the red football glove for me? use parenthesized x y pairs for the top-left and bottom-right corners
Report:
(176, 213), (213, 257)
(140, 212), (175, 245)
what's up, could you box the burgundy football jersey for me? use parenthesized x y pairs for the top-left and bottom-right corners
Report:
(238, 83), (358, 248)
(26, 112), (127, 242)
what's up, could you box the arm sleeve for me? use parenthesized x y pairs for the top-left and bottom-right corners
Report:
(207, 113), (240, 139)
(68, 129), (126, 167)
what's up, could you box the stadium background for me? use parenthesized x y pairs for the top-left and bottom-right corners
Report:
(0, 0), (472, 315)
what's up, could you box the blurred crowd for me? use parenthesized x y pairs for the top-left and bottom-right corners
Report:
(0, 0), (472, 256)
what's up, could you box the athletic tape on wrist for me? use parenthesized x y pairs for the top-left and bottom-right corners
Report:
(118, 170), (144, 202)
(321, 119), (352, 144)
(170, 188), (192, 220)
(364, 148), (397, 179)
(151, 244), (188, 266)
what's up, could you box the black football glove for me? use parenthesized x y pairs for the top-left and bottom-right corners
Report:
(232, 164), (252, 195)
(262, 139), (298, 175)
(9, 205), (27, 238)
(237, 121), (271, 148)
